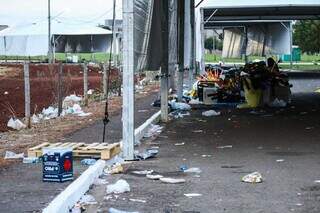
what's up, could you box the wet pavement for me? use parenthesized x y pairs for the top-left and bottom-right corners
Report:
(85, 77), (320, 213)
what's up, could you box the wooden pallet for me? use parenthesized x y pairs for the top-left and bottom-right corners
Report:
(28, 142), (121, 160)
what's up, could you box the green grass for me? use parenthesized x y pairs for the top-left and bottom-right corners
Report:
(0, 53), (114, 63)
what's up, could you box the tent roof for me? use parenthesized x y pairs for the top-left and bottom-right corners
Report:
(0, 22), (112, 36)
(197, 0), (320, 28)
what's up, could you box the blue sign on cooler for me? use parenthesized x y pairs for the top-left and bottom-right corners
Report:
(42, 148), (73, 182)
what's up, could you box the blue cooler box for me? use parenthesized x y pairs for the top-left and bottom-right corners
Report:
(42, 148), (73, 182)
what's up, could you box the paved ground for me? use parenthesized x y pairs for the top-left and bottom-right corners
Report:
(85, 77), (320, 213)
(0, 91), (160, 213)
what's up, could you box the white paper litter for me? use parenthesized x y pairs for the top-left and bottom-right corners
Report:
(175, 142), (185, 146)
(106, 179), (130, 194)
(132, 170), (153, 175)
(31, 114), (40, 124)
(160, 177), (186, 184)
(129, 198), (147, 203)
(7, 118), (26, 130)
(79, 194), (97, 205)
(4, 151), (24, 159)
(170, 101), (191, 111)
(184, 168), (202, 174)
(87, 89), (94, 95)
(276, 159), (285, 162)
(217, 145), (233, 149)
(269, 98), (287, 108)
(109, 208), (139, 213)
(170, 111), (190, 119)
(189, 99), (202, 105)
(146, 174), (163, 180)
(93, 178), (108, 185)
(202, 110), (221, 117)
(242, 172), (263, 183)
(184, 193), (202, 198)
(144, 124), (163, 138)
(314, 180), (320, 183)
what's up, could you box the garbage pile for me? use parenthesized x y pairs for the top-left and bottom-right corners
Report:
(237, 58), (292, 108)
(186, 58), (291, 108)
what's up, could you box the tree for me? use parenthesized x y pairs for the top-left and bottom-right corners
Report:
(205, 37), (223, 53)
(293, 20), (320, 54)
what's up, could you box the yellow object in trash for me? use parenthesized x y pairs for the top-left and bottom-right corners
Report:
(238, 78), (262, 108)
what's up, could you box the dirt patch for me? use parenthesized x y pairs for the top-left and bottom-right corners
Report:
(0, 63), (121, 132)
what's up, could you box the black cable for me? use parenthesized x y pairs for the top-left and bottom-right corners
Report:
(102, 0), (116, 143)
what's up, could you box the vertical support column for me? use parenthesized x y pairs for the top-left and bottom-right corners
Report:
(168, 0), (178, 92)
(24, 62), (31, 128)
(57, 63), (63, 116)
(83, 63), (88, 106)
(161, 0), (169, 122)
(102, 63), (108, 99)
(289, 21), (293, 69)
(122, 0), (135, 160)
(244, 26), (249, 64)
(189, 0), (195, 90)
(177, 0), (185, 101)
(200, 8), (205, 74)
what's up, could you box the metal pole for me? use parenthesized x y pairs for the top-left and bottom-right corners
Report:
(200, 8), (205, 74)
(58, 63), (63, 116)
(83, 63), (88, 106)
(48, 0), (52, 63)
(122, 0), (135, 160)
(290, 21), (293, 69)
(189, 0), (195, 90)
(112, 0), (117, 67)
(177, 0), (185, 101)
(103, 63), (108, 99)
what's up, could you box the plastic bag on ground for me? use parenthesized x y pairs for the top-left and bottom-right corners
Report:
(242, 172), (263, 183)
(106, 179), (130, 194)
(79, 194), (97, 205)
(134, 149), (158, 160)
(160, 177), (186, 184)
(7, 118), (26, 130)
(63, 94), (82, 108)
(144, 124), (163, 138)
(31, 114), (40, 124)
(170, 101), (191, 111)
(202, 110), (221, 117)
(81, 159), (97, 166)
(183, 167), (202, 174)
(42, 106), (58, 119)
(4, 151), (24, 159)
(109, 208), (139, 213)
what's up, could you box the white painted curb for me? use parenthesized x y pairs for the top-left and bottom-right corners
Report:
(134, 110), (161, 141)
(43, 111), (161, 213)
(43, 160), (106, 213)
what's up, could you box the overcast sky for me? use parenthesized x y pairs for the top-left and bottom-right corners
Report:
(0, 0), (122, 27)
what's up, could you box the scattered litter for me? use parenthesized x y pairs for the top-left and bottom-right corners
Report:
(305, 127), (314, 130)
(184, 167), (202, 174)
(242, 172), (263, 183)
(7, 118), (26, 130)
(109, 208), (139, 213)
(23, 157), (40, 164)
(134, 149), (158, 160)
(160, 177), (186, 184)
(104, 164), (124, 175)
(201, 155), (211, 158)
(269, 98), (287, 108)
(87, 89), (94, 95)
(63, 94), (82, 108)
(146, 174), (163, 180)
(31, 114), (40, 124)
(314, 180), (320, 183)
(189, 99), (202, 105)
(295, 203), (303, 207)
(132, 170), (153, 175)
(42, 106), (58, 119)
(276, 159), (285, 162)
(4, 151), (24, 159)
(184, 193), (202, 198)
(129, 198), (147, 203)
(4, 91), (8, 95)
(79, 194), (97, 205)
(217, 145), (233, 149)
(138, 109), (148, 113)
(202, 110), (221, 117)
(169, 111), (190, 119)
(93, 178), (108, 185)
(81, 159), (97, 166)
(144, 124), (163, 138)
(170, 101), (191, 111)
(106, 179), (130, 194)
(192, 130), (203, 133)
(175, 142), (185, 146)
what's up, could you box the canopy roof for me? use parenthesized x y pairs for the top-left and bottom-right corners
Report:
(0, 22), (112, 36)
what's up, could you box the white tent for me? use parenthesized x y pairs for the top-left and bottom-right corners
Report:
(0, 21), (113, 56)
